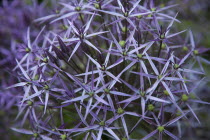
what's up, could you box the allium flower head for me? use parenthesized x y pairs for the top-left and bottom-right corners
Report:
(3, 0), (210, 139)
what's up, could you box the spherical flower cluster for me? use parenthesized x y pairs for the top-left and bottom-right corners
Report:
(5, 0), (210, 139)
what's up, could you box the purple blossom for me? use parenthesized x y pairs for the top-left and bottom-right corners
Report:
(2, 0), (210, 139)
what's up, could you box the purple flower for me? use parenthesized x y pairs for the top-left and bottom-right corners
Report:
(3, 0), (210, 139)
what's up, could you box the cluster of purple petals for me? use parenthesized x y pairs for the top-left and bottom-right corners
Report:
(0, 0), (60, 109)
(4, 0), (210, 140)
(0, 0), (61, 139)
